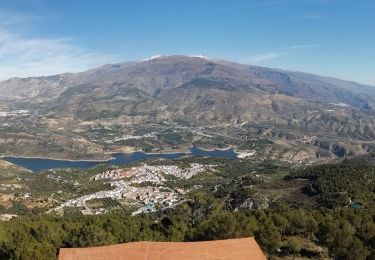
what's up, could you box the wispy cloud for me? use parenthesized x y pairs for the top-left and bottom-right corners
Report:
(218, 0), (334, 11)
(237, 44), (320, 64)
(0, 10), (117, 81)
(242, 52), (289, 63)
(287, 44), (321, 49)
(0, 10), (38, 27)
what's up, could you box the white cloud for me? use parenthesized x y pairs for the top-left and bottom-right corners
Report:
(0, 10), (117, 81)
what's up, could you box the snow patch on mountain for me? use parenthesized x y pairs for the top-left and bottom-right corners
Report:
(142, 55), (164, 62)
(189, 54), (216, 61)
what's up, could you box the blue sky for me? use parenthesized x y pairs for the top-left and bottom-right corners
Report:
(0, 0), (374, 85)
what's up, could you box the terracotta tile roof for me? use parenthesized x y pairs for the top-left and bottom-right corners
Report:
(59, 237), (266, 260)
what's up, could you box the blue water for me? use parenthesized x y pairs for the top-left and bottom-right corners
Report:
(2, 147), (237, 172)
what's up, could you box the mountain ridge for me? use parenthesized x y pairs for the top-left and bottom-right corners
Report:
(1, 55), (375, 161)
(1, 55), (374, 107)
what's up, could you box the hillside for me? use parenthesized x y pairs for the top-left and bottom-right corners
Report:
(1, 55), (375, 161)
(0, 156), (374, 259)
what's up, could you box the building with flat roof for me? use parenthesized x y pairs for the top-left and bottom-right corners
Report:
(59, 237), (266, 260)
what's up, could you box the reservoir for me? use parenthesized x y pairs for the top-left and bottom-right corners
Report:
(2, 147), (237, 172)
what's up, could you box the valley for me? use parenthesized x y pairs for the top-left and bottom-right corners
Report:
(0, 56), (374, 259)
(0, 152), (374, 259)
(1, 0), (374, 258)
(1, 56), (375, 163)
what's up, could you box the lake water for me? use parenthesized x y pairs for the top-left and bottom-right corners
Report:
(2, 147), (237, 172)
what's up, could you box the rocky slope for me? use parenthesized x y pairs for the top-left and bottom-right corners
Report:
(1, 55), (374, 106)
(0, 55), (375, 161)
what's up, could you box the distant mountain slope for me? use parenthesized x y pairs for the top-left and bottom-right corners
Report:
(0, 55), (374, 108)
(1, 55), (375, 160)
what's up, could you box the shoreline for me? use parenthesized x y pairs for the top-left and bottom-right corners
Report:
(111, 147), (191, 156)
(0, 155), (113, 163)
(192, 146), (235, 152)
(0, 147), (238, 162)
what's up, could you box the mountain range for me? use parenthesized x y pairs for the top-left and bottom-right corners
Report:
(1, 55), (375, 161)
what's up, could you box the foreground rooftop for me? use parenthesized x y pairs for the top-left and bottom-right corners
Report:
(59, 237), (266, 260)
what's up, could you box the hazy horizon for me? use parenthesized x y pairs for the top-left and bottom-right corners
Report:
(1, 54), (375, 88)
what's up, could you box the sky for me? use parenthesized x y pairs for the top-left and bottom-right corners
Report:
(0, 0), (374, 85)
